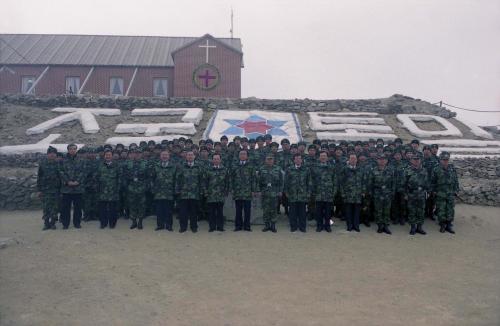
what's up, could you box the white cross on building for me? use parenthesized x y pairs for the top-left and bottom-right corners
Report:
(199, 40), (217, 63)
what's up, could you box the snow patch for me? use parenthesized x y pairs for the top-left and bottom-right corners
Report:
(453, 116), (493, 139)
(397, 114), (463, 138)
(0, 134), (84, 155)
(316, 131), (397, 141)
(106, 135), (186, 146)
(114, 123), (196, 136)
(131, 108), (203, 125)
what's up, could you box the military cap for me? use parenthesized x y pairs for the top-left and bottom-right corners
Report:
(179, 137), (186, 141)
(214, 141), (222, 146)
(394, 138), (403, 144)
(241, 137), (248, 143)
(340, 140), (348, 146)
(233, 136), (241, 141)
(270, 142), (279, 148)
(147, 140), (156, 146)
(264, 134), (272, 140)
(376, 138), (384, 144)
(249, 138), (256, 144)
(321, 144), (329, 150)
(290, 144), (298, 149)
(376, 144), (384, 149)
(67, 143), (77, 149)
(431, 144), (439, 149)
(115, 143), (124, 149)
(411, 139), (420, 145)
(355, 141), (362, 146)
(139, 141), (147, 148)
(161, 139), (169, 145)
(205, 139), (213, 144)
(281, 138), (290, 145)
(104, 148), (113, 154)
(199, 146), (208, 152)
(256, 136), (264, 142)
(308, 144), (316, 150)
(383, 146), (393, 152)
(328, 143), (337, 148)
(313, 139), (321, 145)
(185, 139), (193, 144)
(103, 144), (113, 150)
(198, 139), (206, 145)
(423, 145), (431, 151)
(47, 146), (58, 154)
(220, 135), (228, 141)
(298, 141), (307, 147)
(439, 151), (450, 160)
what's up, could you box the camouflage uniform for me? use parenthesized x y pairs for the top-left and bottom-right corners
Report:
(123, 159), (149, 228)
(176, 161), (204, 232)
(96, 160), (120, 228)
(431, 157), (459, 230)
(230, 160), (257, 230)
(258, 163), (283, 229)
(83, 157), (99, 221)
(389, 159), (408, 224)
(404, 163), (429, 230)
(150, 160), (177, 230)
(369, 164), (395, 228)
(284, 164), (311, 232)
(339, 164), (365, 231)
(204, 164), (229, 231)
(59, 154), (85, 228)
(311, 162), (336, 231)
(37, 157), (61, 229)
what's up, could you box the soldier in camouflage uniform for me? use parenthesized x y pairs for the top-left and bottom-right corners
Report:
(423, 145), (439, 221)
(431, 151), (459, 234)
(176, 150), (204, 233)
(284, 153), (311, 232)
(276, 139), (292, 215)
(37, 146), (61, 230)
(369, 154), (395, 234)
(96, 149), (120, 229)
(230, 150), (257, 231)
(339, 153), (365, 232)
(83, 147), (99, 221)
(150, 150), (177, 231)
(59, 144), (85, 229)
(123, 148), (149, 230)
(204, 153), (229, 232)
(258, 154), (283, 233)
(312, 150), (336, 232)
(404, 152), (429, 235)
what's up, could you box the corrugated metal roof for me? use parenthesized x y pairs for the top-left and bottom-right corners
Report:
(0, 34), (243, 67)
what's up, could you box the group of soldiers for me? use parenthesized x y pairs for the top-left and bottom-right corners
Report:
(37, 134), (460, 235)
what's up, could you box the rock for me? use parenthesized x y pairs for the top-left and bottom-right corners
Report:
(0, 237), (19, 249)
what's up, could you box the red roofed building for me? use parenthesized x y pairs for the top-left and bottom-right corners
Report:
(0, 33), (243, 98)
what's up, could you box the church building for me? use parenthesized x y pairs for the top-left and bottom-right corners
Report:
(0, 33), (243, 98)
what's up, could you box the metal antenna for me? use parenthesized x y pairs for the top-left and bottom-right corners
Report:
(230, 7), (234, 39)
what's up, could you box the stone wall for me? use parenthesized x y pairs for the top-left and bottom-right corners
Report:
(0, 93), (456, 117)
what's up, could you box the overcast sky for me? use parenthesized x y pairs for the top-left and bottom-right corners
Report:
(2, 0), (499, 125)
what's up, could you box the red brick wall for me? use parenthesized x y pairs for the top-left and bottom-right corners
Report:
(172, 38), (242, 98)
(0, 65), (46, 94)
(127, 67), (174, 97)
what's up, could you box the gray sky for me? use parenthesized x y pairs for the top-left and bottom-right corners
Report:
(2, 0), (499, 125)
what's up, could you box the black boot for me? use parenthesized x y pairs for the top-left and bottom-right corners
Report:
(409, 224), (416, 235)
(324, 224), (332, 233)
(377, 224), (383, 233)
(383, 224), (392, 235)
(316, 223), (323, 232)
(271, 223), (277, 233)
(416, 224), (427, 235)
(445, 222), (455, 234)
(130, 219), (137, 229)
(439, 222), (446, 233)
(138, 218), (143, 230)
(262, 223), (271, 232)
(42, 221), (50, 231)
(50, 218), (57, 230)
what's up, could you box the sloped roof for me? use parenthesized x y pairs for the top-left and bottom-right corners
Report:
(0, 33), (243, 67)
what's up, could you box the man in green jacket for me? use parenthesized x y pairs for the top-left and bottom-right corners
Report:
(37, 146), (61, 230)
(284, 154), (311, 232)
(59, 144), (85, 229)
(204, 153), (229, 232)
(96, 149), (120, 229)
(123, 149), (149, 230)
(369, 154), (395, 235)
(150, 149), (177, 231)
(258, 154), (283, 233)
(230, 150), (257, 232)
(312, 151), (336, 232)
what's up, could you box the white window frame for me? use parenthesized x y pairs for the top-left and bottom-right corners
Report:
(110, 77), (124, 96)
(21, 76), (36, 94)
(153, 78), (168, 97)
(65, 76), (80, 94)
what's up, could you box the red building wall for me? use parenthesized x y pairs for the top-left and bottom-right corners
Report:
(172, 37), (242, 98)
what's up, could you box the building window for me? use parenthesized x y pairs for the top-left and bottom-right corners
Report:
(21, 76), (36, 94)
(110, 77), (124, 96)
(153, 78), (168, 97)
(65, 77), (80, 94)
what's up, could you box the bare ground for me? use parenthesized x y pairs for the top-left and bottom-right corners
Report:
(0, 205), (499, 326)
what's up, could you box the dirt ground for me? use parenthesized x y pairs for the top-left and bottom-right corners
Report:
(1, 205), (499, 326)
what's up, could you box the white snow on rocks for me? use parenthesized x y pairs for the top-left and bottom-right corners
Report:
(422, 139), (500, 147)
(114, 123), (196, 136)
(131, 108), (203, 125)
(26, 108), (120, 135)
(453, 116), (494, 139)
(397, 114), (463, 138)
(0, 134), (84, 155)
(309, 112), (397, 141)
(105, 135), (186, 147)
